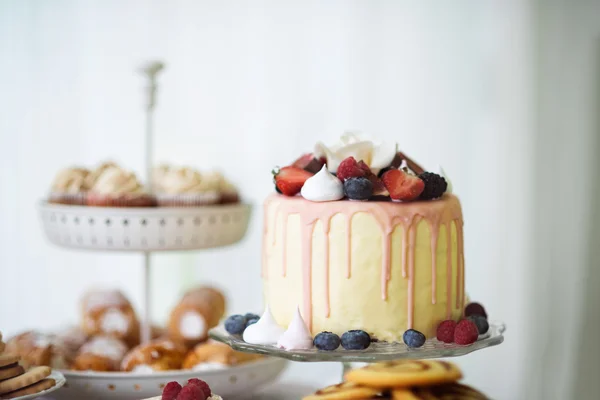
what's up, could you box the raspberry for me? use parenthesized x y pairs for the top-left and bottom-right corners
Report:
(161, 381), (182, 400)
(436, 320), (457, 343)
(337, 157), (366, 181)
(464, 302), (487, 319)
(454, 319), (479, 345)
(187, 378), (211, 397)
(176, 384), (206, 400)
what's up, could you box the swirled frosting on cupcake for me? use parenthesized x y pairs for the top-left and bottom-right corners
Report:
(155, 167), (218, 195)
(84, 161), (119, 190)
(90, 166), (145, 195)
(50, 167), (90, 193)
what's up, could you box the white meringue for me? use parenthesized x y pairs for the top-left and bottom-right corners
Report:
(301, 165), (344, 202)
(438, 166), (453, 194)
(243, 305), (285, 345)
(277, 306), (313, 350)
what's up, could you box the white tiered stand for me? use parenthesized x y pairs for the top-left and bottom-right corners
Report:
(36, 62), (287, 400)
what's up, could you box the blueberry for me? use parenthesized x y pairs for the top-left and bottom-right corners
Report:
(403, 329), (426, 348)
(313, 331), (341, 351)
(343, 177), (373, 201)
(244, 313), (260, 321)
(467, 315), (489, 335)
(224, 315), (246, 335)
(245, 318), (259, 328)
(341, 330), (371, 350)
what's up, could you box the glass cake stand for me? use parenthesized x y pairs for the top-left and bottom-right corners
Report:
(209, 322), (505, 374)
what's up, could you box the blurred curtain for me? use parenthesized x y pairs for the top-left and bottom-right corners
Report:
(528, 1), (600, 399)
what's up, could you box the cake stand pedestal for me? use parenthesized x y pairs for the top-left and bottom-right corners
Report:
(210, 322), (505, 377)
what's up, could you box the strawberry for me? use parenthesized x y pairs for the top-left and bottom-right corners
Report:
(337, 157), (366, 181)
(357, 161), (387, 195)
(381, 169), (425, 201)
(292, 153), (326, 174)
(273, 166), (314, 196)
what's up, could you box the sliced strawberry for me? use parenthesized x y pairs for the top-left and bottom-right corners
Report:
(292, 153), (325, 174)
(358, 161), (387, 196)
(337, 157), (366, 181)
(273, 166), (314, 196)
(382, 169), (425, 201)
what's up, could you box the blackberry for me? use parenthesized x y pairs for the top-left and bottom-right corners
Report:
(418, 172), (447, 200)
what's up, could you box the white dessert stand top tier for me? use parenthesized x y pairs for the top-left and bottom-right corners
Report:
(37, 202), (252, 252)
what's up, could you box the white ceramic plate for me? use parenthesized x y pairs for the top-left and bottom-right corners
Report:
(9, 371), (65, 400)
(37, 202), (252, 251)
(52, 358), (286, 400)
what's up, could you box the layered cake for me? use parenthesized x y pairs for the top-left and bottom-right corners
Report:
(263, 133), (464, 340)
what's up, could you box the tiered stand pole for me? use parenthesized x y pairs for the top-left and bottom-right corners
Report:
(140, 61), (165, 344)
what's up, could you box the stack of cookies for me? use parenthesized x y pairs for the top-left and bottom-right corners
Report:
(303, 360), (489, 400)
(0, 332), (56, 399)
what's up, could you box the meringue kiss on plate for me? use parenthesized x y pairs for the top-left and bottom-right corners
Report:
(277, 307), (313, 350)
(242, 306), (285, 345)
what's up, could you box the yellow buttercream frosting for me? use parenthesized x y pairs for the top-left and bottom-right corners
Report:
(262, 194), (464, 341)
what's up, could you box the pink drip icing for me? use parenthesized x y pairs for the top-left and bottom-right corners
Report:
(430, 223), (439, 305)
(445, 221), (453, 319)
(281, 215), (288, 277)
(401, 227), (409, 278)
(263, 194), (463, 331)
(381, 232), (392, 300)
(322, 218), (332, 318)
(456, 221), (464, 309)
(406, 215), (422, 329)
(345, 215), (352, 279)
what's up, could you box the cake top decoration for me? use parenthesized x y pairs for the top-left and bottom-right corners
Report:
(272, 133), (448, 202)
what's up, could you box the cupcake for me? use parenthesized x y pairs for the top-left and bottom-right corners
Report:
(204, 171), (240, 204)
(48, 167), (89, 205)
(87, 166), (155, 207)
(154, 166), (220, 207)
(84, 161), (119, 190)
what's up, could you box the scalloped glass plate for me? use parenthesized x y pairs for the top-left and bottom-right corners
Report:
(209, 322), (505, 362)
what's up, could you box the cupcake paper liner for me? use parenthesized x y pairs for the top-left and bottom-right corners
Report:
(86, 193), (156, 208)
(155, 192), (220, 207)
(48, 192), (87, 206)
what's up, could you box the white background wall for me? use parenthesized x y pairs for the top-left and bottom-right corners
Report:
(0, 1), (598, 399)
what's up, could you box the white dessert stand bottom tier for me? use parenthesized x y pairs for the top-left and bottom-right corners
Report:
(50, 358), (287, 400)
(9, 371), (65, 400)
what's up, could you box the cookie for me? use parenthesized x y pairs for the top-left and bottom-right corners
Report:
(392, 383), (489, 400)
(0, 365), (24, 381)
(0, 378), (55, 399)
(0, 366), (51, 394)
(303, 382), (382, 400)
(345, 360), (462, 389)
(0, 356), (19, 369)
